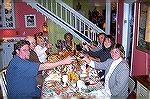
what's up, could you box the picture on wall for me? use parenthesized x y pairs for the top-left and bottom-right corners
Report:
(137, 2), (150, 53)
(25, 14), (36, 28)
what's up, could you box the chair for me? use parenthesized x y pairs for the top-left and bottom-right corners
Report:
(0, 68), (7, 99)
(128, 76), (136, 95)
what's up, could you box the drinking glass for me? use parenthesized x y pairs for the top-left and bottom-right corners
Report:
(77, 80), (84, 92)
(62, 75), (68, 87)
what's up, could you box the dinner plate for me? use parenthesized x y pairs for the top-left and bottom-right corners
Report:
(45, 74), (61, 81)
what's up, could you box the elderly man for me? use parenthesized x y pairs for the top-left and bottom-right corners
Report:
(25, 36), (40, 63)
(25, 36), (44, 88)
(6, 40), (73, 99)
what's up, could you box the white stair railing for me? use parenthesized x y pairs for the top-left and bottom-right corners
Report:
(23, 0), (105, 43)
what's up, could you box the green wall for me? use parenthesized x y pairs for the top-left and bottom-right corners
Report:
(48, 20), (80, 52)
(48, 0), (80, 52)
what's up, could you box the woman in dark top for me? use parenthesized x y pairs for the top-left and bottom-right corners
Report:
(86, 35), (115, 62)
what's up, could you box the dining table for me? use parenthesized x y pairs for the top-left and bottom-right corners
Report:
(40, 50), (105, 99)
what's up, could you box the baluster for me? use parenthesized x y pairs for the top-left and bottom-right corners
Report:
(94, 29), (97, 41)
(85, 25), (89, 37)
(48, 0), (51, 11)
(92, 29), (95, 41)
(83, 23), (85, 35)
(56, 2), (58, 16)
(90, 32), (93, 40)
(41, 0), (44, 6)
(42, 0), (44, 7)
(38, 0), (42, 4)
(65, 9), (67, 22)
(45, 0), (48, 8)
(94, 32), (96, 41)
(88, 27), (90, 39)
(74, 15), (77, 29)
(70, 12), (72, 26)
(92, 31), (94, 41)
(50, 0), (53, 12)
(94, 31), (96, 41)
(67, 10), (69, 23)
(95, 33), (98, 42)
(72, 15), (75, 28)
(79, 19), (81, 32)
(90, 29), (92, 40)
(60, 4), (62, 19)
(54, 0), (56, 12)
(43, 0), (47, 8)
(76, 17), (79, 31)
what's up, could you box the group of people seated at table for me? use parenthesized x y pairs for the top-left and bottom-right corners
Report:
(6, 31), (129, 99)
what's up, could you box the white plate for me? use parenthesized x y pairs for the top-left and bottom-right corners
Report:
(45, 74), (61, 81)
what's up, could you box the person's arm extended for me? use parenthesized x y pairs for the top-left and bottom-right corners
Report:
(38, 56), (73, 71)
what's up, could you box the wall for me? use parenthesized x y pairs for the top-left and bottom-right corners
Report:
(116, 1), (150, 76)
(0, 2), (45, 38)
(48, 20), (80, 52)
(116, 0), (123, 43)
(132, 50), (148, 76)
(48, 0), (80, 52)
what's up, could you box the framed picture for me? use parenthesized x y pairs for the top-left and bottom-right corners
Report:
(25, 14), (36, 28)
(137, 2), (150, 53)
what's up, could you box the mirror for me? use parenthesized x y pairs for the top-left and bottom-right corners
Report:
(137, 1), (150, 53)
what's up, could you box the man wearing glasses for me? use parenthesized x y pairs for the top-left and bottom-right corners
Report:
(6, 40), (73, 99)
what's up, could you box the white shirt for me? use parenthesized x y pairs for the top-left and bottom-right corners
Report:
(34, 45), (47, 63)
(89, 57), (122, 96)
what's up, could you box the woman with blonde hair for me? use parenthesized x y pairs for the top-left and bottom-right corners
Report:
(82, 43), (129, 98)
(63, 32), (75, 50)
(34, 35), (52, 63)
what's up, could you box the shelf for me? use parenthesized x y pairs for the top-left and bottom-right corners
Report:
(134, 75), (150, 98)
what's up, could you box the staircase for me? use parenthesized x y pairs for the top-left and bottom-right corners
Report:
(23, 0), (105, 43)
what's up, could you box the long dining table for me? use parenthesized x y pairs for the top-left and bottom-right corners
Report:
(40, 64), (104, 99)
(40, 50), (105, 98)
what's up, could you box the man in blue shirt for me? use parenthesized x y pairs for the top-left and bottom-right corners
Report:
(6, 40), (73, 99)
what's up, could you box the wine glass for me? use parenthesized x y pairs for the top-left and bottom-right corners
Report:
(77, 80), (84, 92)
(81, 63), (86, 73)
(62, 75), (68, 87)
